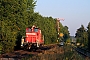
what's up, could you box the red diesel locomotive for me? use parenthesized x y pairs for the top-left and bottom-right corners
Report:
(21, 25), (44, 49)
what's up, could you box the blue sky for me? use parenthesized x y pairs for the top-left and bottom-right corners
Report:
(34, 0), (90, 36)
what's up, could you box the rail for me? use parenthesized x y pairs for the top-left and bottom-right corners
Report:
(75, 47), (90, 58)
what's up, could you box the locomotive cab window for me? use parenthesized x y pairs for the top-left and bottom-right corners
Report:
(34, 28), (38, 32)
(28, 29), (31, 32)
(26, 28), (31, 32)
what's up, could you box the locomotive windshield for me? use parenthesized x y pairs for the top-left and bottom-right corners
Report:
(26, 28), (31, 32)
(34, 28), (38, 32)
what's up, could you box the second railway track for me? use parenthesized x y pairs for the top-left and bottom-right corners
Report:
(75, 47), (90, 58)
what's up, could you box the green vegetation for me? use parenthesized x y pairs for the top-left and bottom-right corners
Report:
(64, 45), (84, 60)
(75, 23), (90, 49)
(0, 0), (70, 53)
(87, 22), (90, 50)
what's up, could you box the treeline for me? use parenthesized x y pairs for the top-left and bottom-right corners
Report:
(0, 0), (70, 53)
(75, 22), (90, 49)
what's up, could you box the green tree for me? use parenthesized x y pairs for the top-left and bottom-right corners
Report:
(0, 0), (18, 53)
(26, 0), (36, 26)
(0, 0), (28, 53)
(87, 22), (90, 50)
(63, 26), (70, 42)
(75, 25), (88, 47)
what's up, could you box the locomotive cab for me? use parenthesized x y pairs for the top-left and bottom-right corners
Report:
(21, 25), (44, 50)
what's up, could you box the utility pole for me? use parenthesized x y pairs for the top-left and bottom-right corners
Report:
(56, 18), (64, 42)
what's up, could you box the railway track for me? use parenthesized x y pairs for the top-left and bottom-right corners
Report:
(75, 47), (90, 58)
